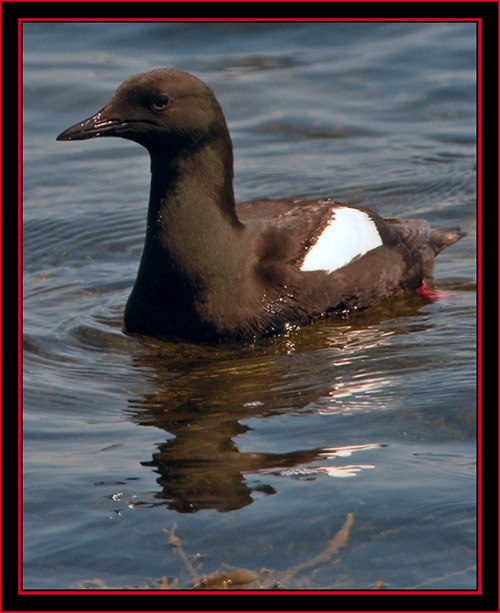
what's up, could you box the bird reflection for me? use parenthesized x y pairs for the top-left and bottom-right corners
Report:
(130, 363), (336, 513)
(127, 296), (428, 513)
(141, 406), (329, 513)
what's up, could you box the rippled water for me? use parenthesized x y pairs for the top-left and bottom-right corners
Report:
(22, 21), (477, 591)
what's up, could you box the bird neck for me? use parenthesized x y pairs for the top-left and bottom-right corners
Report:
(140, 137), (247, 293)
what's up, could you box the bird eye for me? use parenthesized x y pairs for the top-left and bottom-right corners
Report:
(150, 96), (170, 111)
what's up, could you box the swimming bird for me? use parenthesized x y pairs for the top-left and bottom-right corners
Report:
(57, 69), (466, 341)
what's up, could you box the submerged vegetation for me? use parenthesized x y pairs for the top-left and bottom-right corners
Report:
(77, 513), (362, 590)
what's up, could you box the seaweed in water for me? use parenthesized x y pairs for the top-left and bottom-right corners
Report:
(76, 513), (357, 590)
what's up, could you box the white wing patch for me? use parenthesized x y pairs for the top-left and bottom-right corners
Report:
(300, 207), (383, 273)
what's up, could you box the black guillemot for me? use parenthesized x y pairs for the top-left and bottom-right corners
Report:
(57, 68), (466, 342)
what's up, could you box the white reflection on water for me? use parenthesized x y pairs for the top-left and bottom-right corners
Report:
(316, 374), (394, 415)
(277, 443), (383, 479)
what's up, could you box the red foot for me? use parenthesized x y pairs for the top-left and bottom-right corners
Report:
(416, 281), (447, 300)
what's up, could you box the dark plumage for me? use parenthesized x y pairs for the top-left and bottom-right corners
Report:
(57, 69), (466, 341)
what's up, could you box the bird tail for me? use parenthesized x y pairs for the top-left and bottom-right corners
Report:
(429, 227), (467, 255)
